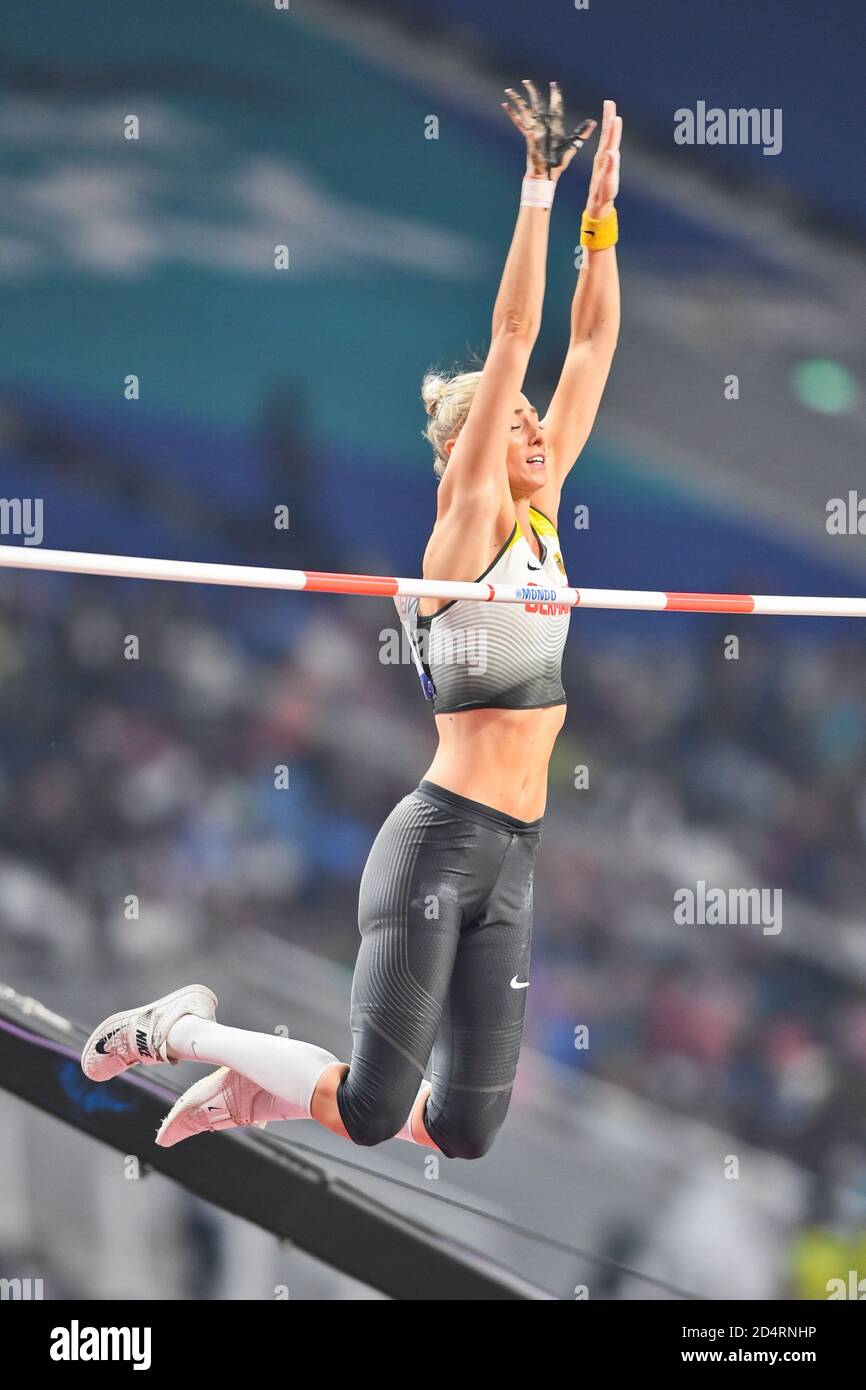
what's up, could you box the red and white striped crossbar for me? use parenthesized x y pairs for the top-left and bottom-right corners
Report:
(0, 544), (864, 617)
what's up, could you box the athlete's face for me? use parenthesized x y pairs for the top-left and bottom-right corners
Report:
(506, 395), (547, 498)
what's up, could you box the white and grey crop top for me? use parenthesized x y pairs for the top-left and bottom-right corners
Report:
(396, 506), (570, 714)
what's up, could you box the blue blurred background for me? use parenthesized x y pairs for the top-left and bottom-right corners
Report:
(0, 0), (865, 1300)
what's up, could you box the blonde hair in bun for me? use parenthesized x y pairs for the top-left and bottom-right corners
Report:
(421, 367), (483, 479)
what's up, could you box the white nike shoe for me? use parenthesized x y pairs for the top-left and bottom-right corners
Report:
(155, 1067), (267, 1147)
(81, 984), (218, 1082)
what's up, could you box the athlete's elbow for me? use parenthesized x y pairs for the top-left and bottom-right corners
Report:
(492, 311), (540, 345)
(598, 317), (620, 353)
(594, 307), (621, 352)
(567, 328), (618, 369)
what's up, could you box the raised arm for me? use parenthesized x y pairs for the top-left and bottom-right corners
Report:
(437, 82), (596, 518)
(535, 100), (622, 521)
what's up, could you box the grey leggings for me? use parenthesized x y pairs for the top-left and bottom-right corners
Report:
(336, 780), (541, 1159)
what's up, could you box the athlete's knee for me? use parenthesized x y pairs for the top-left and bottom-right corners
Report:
(428, 1106), (504, 1160)
(346, 1110), (406, 1148)
(337, 1079), (410, 1149)
(443, 1129), (498, 1161)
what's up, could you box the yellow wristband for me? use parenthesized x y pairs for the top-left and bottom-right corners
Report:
(580, 208), (618, 251)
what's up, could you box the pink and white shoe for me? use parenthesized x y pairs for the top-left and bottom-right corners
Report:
(156, 1067), (267, 1147)
(81, 984), (218, 1082)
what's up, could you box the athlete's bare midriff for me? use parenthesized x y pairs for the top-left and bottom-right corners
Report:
(423, 703), (566, 821)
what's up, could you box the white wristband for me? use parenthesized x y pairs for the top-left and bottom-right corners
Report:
(520, 176), (555, 210)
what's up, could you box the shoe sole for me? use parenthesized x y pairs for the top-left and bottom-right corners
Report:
(81, 984), (218, 1080)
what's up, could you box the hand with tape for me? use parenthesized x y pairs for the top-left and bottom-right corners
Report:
(501, 79), (596, 182)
